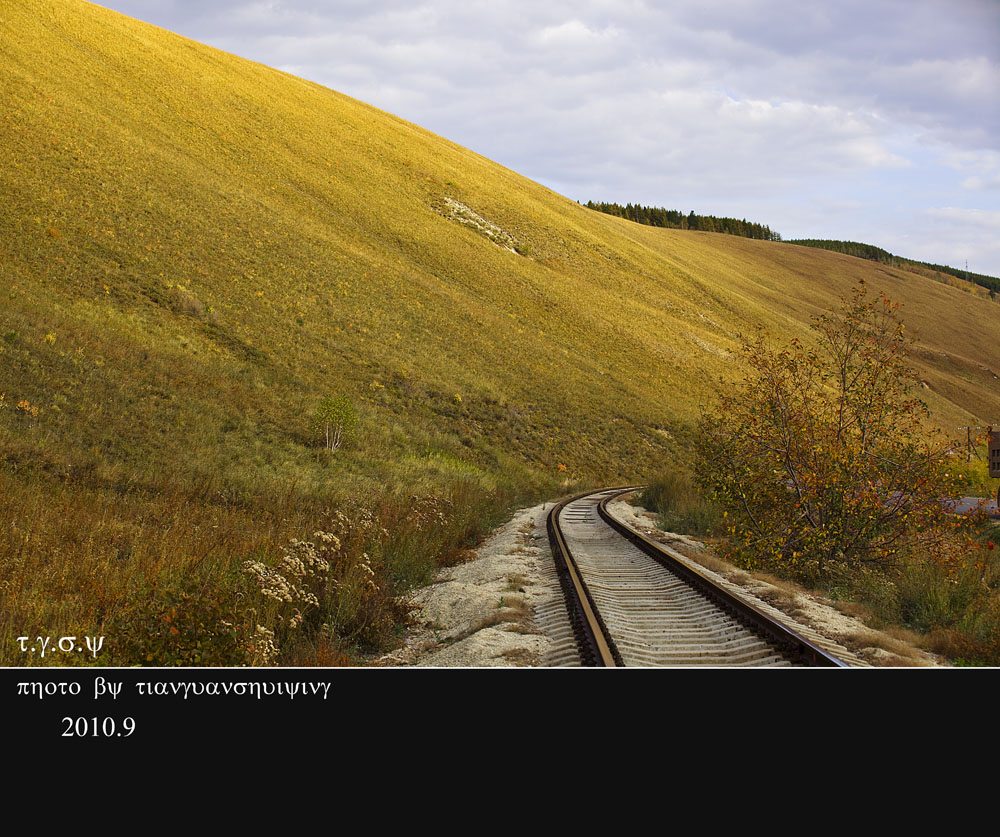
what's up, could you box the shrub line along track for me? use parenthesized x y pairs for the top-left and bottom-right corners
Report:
(547, 487), (850, 667)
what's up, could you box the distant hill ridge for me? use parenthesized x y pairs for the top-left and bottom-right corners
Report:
(585, 202), (998, 298)
(788, 240), (1000, 297)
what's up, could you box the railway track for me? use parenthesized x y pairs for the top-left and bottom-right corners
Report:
(547, 487), (850, 667)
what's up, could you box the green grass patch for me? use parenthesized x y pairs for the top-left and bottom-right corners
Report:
(639, 468), (722, 537)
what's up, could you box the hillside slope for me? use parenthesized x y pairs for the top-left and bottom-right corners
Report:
(3, 0), (1000, 664)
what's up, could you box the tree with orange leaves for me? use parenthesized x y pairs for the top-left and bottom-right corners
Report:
(696, 280), (963, 583)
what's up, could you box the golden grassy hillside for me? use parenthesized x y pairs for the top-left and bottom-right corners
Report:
(3, 0), (1000, 664)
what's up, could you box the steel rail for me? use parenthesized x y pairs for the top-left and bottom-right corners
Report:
(545, 489), (629, 667)
(594, 489), (849, 667)
(547, 486), (850, 667)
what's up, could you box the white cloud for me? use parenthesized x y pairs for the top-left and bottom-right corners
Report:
(944, 151), (1000, 192)
(927, 208), (1000, 229)
(962, 176), (1000, 192)
(533, 20), (618, 47)
(900, 207), (1000, 276)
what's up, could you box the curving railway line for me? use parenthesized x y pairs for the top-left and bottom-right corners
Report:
(546, 487), (851, 667)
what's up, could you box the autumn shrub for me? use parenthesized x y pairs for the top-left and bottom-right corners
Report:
(241, 514), (409, 661)
(115, 578), (245, 666)
(696, 280), (964, 585)
(691, 280), (1000, 663)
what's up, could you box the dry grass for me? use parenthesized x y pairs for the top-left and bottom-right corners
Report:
(447, 596), (535, 644)
(840, 628), (931, 664)
(753, 586), (800, 608)
(748, 572), (804, 601)
(505, 573), (528, 592)
(497, 595), (531, 618)
(498, 647), (541, 665)
(830, 599), (876, 622)
(678, 547), (732, 575)
(881, 625), (931, 649)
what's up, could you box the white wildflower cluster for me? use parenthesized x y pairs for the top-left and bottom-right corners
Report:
(354, 508), (380, 534)
(357, 552), (377, 591)
(330, 510), (352, 533)
(280, 537), (332, 585)
(243, 531), (343, 615)
(239, 510), (392, 662)
(409, 495), (452, 532)
(245, 625), (278, 666)
(327, 507), (389, 542)
(243, 560), (295, 603)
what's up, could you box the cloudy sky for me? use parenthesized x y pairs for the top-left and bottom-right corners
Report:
(97, 0), (1000, 276)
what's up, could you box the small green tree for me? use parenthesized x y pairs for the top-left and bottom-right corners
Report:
(695, 280), (962, 582)
(311, 394), (358, 454)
